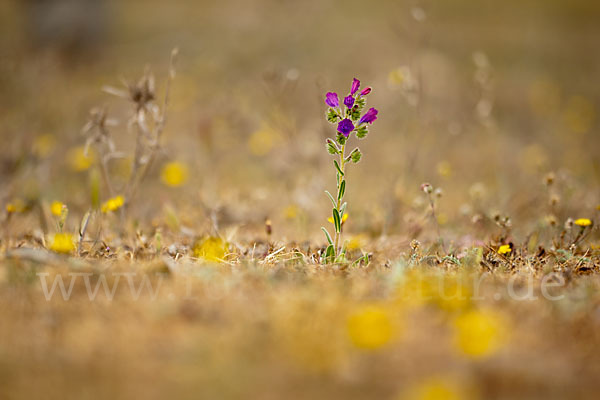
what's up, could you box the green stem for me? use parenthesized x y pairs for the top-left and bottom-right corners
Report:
(333, 143), (346, 258)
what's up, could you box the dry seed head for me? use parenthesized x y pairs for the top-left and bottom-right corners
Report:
(492, 212), (501, 222)
(410, 239), (421, 251)
(130, 68), (156, 110)
(564, 218), (574, 230)
(549, 194), (560, 207)
(434, 188), (443, 198)
(544, 172), (555, 186)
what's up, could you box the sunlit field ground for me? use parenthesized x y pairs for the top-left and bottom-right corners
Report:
(1, 0), (600, 399)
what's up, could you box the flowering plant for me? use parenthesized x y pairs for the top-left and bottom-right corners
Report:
(322, 78), (378, 263)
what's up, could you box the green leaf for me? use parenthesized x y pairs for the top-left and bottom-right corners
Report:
(350, 148), (362, 163)
(321, 227), (333, 245)
(332, 209), (341, 232)
(333, 160), (344, 176)
(339, 202), (347, 216)
(325, 244), (335, 262)
(338, 180), (346, 200)
(355, 97), (366, 109)
(326, 139), (339, 155)
(326, 109), (339, 123)
(356, 126), (368, 139)
(324, 190), (336, 207)
(336, 134), (347, 145)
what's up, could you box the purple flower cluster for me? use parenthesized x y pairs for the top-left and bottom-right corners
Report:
(324, 78), (378, 138)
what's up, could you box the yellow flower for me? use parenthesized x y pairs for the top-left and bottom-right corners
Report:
(50, 201), (65, 217)
(436, 278), (472, 312)
(395, 270), (436, 308)
(436, 161), (452, 178)
(574, 218), (592, 227)
(497, 244), (511, 255)
(248, 125), (281, 156)
(563, 95), (595, 135)
(283, 204), (300, 219)
(193, 236), (228, 263)
(160, 161), (189, 187)
(453, 309), (506, 358)
(33, 133), (57, 158)
(346, 234), (368, 251)
(48, 233), (76, 254)
(328, 213), (348, 224)
(388, 68), (405, 86)
(347, 304), (394, 350)
(5, 199), (26, 214)
(437, 212), (448, 225)
(101, 195), (125, 213)
(399, 377), (472, 400)
(67, 146), (95, 171)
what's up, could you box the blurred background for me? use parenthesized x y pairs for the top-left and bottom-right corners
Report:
(1, 0), (599, 245)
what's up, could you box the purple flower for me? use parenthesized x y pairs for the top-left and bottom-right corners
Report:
(337, 118), (355, 137)
(360, 87), (372, 96)
(350, 78), (360, 95)
(359, 108), (378, 124)
(325, 92), (339, 108)
(344, 95), (355, 109)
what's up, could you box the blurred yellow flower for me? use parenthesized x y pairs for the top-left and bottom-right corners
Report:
(436, 161), (452, 178)
(101, 195), (124, 213)
(399, 377), (471, 400)
(395, 270), (436, 308)
(347, 234), (368, 251)
(563, 95), (595, 135)
(248, 125), (281, 156)
(388, 68), (405, 86)
(68, 146), (95, 171)
(528, 79), (561, 117)
(283, 204), (300, 219)
(161, 161), (189, 187)
(437, 212), (448, 226)
(453, 309), (506, 358)
(49, 233), (76, 254)
(328, 213), (348, 224)
(6, 199), (26, 214)
(497, 244), (511, 255)
(50, 201), (65, 217)
(193, 236), (228, 263)
(574, 218), (592, 227)
(33, 133), (57, 158)
(436, 278), (472, 312)
(347, 304), (394, 350)
(519, 144), (547, 172)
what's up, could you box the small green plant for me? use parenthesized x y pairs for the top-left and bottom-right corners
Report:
(321, 78), (378, 263)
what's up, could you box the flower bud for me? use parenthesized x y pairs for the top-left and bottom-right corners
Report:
(421, 183), (433, 194)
